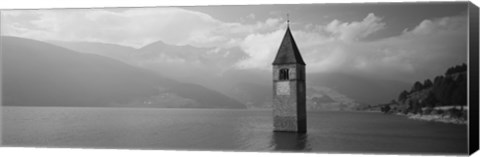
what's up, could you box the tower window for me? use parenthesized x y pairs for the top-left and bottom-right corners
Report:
(279, 68), (289, 80)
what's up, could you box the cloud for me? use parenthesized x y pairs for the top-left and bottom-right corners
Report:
(233, 13), (387, 71)
(324, 13), (385, 42)
(235, 29), (284, 69)
(2, 9), (467, 83)
(233, 13), (467, 83)
(1, 8), (282, 48)
(305, 14), (467, 82)
(404, 15), (466, 35)
(3, 8), (214, 47)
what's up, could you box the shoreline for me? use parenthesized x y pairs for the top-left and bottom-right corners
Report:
(397, 112), (467, 125)
(359, 105), (468, 125)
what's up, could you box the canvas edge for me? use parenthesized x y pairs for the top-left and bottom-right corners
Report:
(468, 1), (479, 155)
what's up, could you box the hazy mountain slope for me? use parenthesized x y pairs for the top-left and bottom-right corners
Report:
(307, 86), (359, 111)
(48, 40), (410, 107)
(50, 40), (248, 86)
(227, 82), (272, 109)
(2, 36), (244, 109)
(141, 40), (409, 106)
(138, 40), (210, 61)
(308, 73), (410, 105)
(215, 70), (408, 108)
(49, 40), (136, 62)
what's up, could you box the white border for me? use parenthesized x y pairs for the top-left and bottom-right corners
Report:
(0, 0), (476, 9)
(0, 0), (478, 157)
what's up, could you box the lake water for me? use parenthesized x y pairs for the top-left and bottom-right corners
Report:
(2, 107), (468, 155)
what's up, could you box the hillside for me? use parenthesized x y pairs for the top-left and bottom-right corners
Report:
(307, 72), (410, 105)
(396, 63), (467, 113)
(2, 36), (244, 109)
(50, 39), (412, 110)
(49, 40), (136, 62)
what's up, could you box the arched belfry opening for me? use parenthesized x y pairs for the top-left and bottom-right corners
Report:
(279, 68), (289, 80)
(272, 17), (307, 133)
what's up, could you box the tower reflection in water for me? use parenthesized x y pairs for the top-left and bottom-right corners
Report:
(270, 132), (312, 151)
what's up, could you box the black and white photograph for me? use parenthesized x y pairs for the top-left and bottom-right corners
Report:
(1, 1), (478, 156)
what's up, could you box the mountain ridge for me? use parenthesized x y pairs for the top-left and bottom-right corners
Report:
(3, 36), (245, 109)
(47, 38), (411, 108)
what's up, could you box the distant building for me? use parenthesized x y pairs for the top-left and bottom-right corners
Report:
(272, 22), (307, 133)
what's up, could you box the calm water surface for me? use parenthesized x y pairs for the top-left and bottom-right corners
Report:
(2, 107), (467, 154)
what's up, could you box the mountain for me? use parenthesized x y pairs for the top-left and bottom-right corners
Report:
(306, 86), (359, 111)
(49, 39), (411, 109)
(221, 71), (410, 109)
(49, 40), (136, 62)
(50, 40), (249, 85)
(225, 82), (272, 109)
(396, 63), (467, 113)
(307, 72), (410, 105)
(2, 36), (244, 109)
(138, 40), (248, 67)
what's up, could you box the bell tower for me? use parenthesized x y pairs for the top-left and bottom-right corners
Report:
(272, 20), (306, 133)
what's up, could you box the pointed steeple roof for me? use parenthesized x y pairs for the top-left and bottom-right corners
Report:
(272, 26), (306, 65)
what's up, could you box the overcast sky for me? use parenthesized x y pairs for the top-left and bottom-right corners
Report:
(1, 2), (469, 82)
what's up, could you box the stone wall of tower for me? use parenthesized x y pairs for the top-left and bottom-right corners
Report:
(272, 64), (306, 132)
(296, 64), (306, 133)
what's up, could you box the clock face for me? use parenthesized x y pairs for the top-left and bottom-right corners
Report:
(276, 82), (290, 95)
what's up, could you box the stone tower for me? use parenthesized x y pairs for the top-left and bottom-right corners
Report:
(272, 23), (306, 133)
